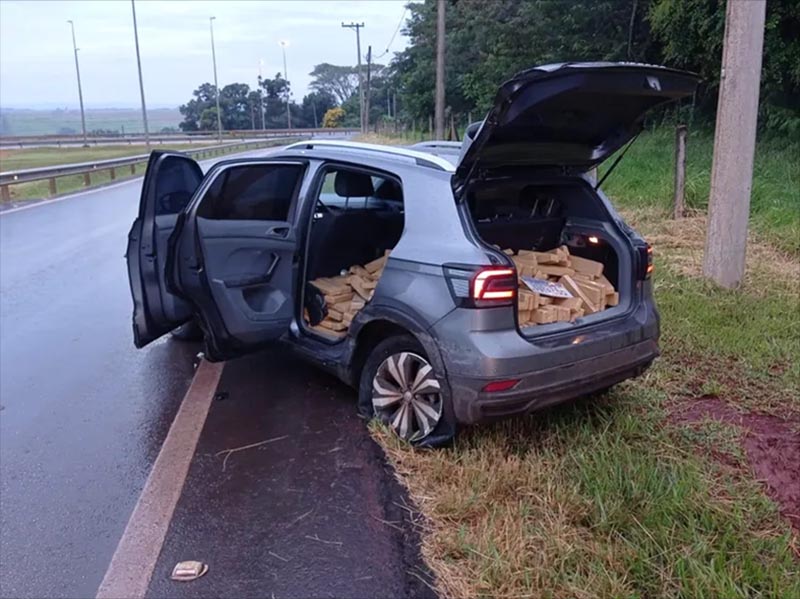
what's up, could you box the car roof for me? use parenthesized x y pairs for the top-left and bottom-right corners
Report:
(283, 139), (457, 173)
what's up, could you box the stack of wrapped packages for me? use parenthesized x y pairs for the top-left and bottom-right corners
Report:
(504, 245), (618, 326)
(307, 252), (389, 336)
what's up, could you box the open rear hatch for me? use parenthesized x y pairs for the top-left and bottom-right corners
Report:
(453, 62), (700, 196)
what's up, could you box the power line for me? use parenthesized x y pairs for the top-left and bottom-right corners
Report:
(374, 7), (407, 60)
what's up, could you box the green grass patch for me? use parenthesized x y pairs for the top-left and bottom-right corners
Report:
(0, 143), (211, 172)
(601, 128), (800, 256)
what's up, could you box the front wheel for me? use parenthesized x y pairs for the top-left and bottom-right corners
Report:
(358, 335), (455, 447)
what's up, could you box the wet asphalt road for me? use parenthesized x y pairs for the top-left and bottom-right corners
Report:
(0, 146), (290, 598)
(146, 351), (435, 599)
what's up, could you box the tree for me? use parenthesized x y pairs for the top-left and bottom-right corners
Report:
(219, 83), (252, 130)
(323, 107), (345, 128)
(179, 82), (217, 131)
(301, 91), (336, 128)
(309, 63), (359, 105)
(649, 0), (799, 134)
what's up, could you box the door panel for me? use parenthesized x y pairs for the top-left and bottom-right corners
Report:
(126, 151), (203, 348)
(198, 218), (296, 344)
(174, 161), (307, 360)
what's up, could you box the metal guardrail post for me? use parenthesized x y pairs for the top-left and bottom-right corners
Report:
(84, 173), (91, 187)
(1, 185), (9, 203)
(49, 178), (57, 196)
(110, 167), (116, 181)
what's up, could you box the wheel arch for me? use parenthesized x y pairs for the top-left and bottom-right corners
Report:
(346, 307), (449, 394)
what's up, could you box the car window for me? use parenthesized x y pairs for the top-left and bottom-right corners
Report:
(155, 156), (202, 215)
(197, 163), (304, 221)
(317, 167), (403, 211)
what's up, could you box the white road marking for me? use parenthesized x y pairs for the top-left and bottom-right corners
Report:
(95, 359), (225, 599)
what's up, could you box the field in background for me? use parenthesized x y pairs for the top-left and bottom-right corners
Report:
(366, 130), (800, 597)
(0, 144), (210, 173)
(0, 139), (294, 204)
(0, 107), (181, 136)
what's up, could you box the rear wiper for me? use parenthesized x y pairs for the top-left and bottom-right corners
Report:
(594, 131), (641, 191)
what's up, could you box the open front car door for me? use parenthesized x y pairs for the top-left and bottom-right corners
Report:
(171, 160), (308, 361)
(126, 151), (203, 347)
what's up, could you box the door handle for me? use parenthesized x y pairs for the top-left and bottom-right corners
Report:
(223, 253), (280, 288)
(266, 226), (290, 238)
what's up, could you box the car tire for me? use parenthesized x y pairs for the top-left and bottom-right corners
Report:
(358, 334), (456, 447)
(170, 318), (204, 342)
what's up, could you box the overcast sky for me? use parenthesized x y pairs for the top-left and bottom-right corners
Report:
(0, 0), (409, 109)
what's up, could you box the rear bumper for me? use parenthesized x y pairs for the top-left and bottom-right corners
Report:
(448, 338), (657, 424)
(431, 292), (660, 425)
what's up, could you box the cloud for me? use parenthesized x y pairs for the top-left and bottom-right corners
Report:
(0, 0), (409, 108)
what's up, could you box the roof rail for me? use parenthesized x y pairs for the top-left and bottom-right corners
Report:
(409, 140), (462, 150)
(284, 139), (455, 172)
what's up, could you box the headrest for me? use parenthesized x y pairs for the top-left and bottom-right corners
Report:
(373, 179), (403, 201)
(334, 170), (374, 197)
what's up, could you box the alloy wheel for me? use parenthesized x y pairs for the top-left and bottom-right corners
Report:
(371, 351), (443, 443)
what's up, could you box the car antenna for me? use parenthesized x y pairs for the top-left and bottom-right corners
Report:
(594, 131), (641, 191)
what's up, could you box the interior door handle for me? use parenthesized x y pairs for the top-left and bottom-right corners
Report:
(266, 226), (290, 238)
(223, 253), (280, 288)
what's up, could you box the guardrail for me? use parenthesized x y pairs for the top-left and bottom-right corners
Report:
(0, 138), (303, 203)
(0, 128), (359, 148)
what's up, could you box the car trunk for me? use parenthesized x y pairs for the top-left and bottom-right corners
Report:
(463, 174), (632, 336)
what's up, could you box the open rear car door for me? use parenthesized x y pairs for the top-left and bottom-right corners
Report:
(126, 151), (203, 347)
(169, 160), (307, 361)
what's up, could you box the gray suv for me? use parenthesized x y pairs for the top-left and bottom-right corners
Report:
(127, 62), (699, 446)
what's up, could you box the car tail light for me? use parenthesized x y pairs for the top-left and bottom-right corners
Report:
(472, 267), (516, 301)
(637, 243), (654, 279)
(443, 264), (517, 308)
(482, 379), (520, 393)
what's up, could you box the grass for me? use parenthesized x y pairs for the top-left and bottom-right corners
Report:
(0, 140), (293, 203)
(367, 129), (800, 597)
(601, 128), (800, 256)
(0, 144), (212, 172)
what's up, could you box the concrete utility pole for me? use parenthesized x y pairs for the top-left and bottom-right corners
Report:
(279, 40), (292, 130)
(130, 1), (150, 149)
(342, 22), (365, 133)
(209, 16), (223, 142)
(703, 0), (766, 288)
(434, 0), (446, 140)
(66, 21), (88, 146)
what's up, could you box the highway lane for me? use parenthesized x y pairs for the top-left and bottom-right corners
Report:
(0, 145), (289, 598)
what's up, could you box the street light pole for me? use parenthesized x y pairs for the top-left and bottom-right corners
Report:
(258, 58), (265, 131)
(279, 41), (291, 130)
(67, 20), (88, 146)
(130, 0), (150, 149)
(209, 16), (223, 142)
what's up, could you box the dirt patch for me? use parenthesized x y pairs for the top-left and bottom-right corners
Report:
(672, 396), (800, 533)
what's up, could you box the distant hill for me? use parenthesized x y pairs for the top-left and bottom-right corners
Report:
(0, 107), (181, 136)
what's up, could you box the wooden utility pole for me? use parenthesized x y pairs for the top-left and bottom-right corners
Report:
(672, 124), (688, 219)
(703, 0), (766, 288)
(434, 0), (446, 139)
(342, 22), (366, 133)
